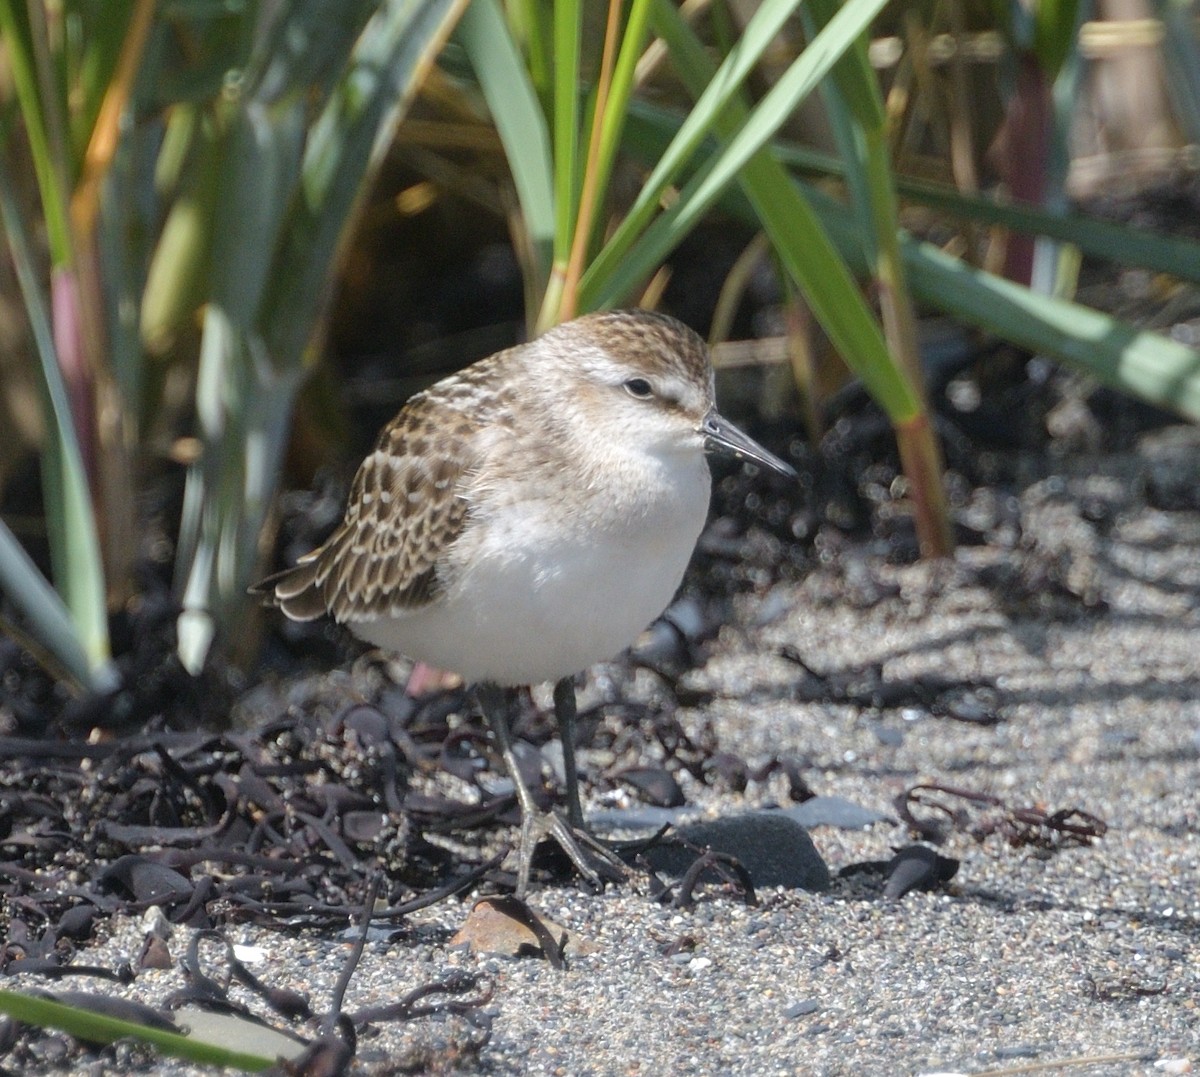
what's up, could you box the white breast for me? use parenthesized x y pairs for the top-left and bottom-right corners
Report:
(349, 450), (711, 685)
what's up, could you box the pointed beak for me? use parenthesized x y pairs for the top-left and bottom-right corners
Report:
(701, 410), (797, 479)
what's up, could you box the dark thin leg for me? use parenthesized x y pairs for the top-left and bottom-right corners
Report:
(475, 685), (534, 821)
(475, 682), (624, 898)
(553, 676), (584, 829)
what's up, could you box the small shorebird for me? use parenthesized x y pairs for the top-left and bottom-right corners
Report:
(253, 309), (795, 895)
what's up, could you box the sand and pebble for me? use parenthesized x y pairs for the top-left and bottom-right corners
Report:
(11, 441), (1200, 1076)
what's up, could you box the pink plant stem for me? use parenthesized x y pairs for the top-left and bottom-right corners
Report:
(1000, 54), (1050, 286)
(51, 266), (98, 497)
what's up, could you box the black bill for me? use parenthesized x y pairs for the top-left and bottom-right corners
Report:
(701, 411), (797, 479)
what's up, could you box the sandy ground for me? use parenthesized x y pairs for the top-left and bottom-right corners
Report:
(14, 441), (1200, 1075)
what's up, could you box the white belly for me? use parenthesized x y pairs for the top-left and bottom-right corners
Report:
(350, 457), (711, 685)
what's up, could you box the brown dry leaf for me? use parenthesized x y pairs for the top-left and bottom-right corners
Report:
(450, 897), (598, 961)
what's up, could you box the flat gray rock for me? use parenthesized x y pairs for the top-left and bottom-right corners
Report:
(783, 795), (890, 830)
(640, 810), (831, 891)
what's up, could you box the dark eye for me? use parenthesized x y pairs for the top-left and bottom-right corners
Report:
(623, 378), (653, 399)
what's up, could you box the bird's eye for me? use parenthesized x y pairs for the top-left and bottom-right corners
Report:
(623, 378), (654, 399)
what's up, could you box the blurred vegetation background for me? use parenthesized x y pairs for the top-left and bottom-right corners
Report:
(1, 0), (1199, 716)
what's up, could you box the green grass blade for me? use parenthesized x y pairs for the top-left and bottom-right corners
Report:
(71, 0), (138, 166)
(581, 0), (811, 295)
(455, 0), (555, 287)
(176, 308), (239, 674)
(801, 0), (949, 551)
(625, 0), (920, 421)
(1032, 0), (1082, 78)
(803, 0), (884, 131)
(508, 0), (551, 101)
(666, 126), (1200, 287)
(551, 0), (583, 269)
(0, 1), (72, 262)
(893, 178), (1200, 287)
(618, 22), (1200, 423)
(776, 174), (1200, 423)
(905, 241), (1200, 422)
(241, 0), (378, 106)
(178, 0), (467, 672)
(209, 101), (306, 332)
(0, 154), (112, 683)
(1159, 0), (1200, 143)
(741, 156), (922, 419)
(801, 0), (881, 261)
(588, 0), (654, 238)
(262, 0), (469, 365)
(0, 521), (97, 692)
(0, 989), (276, 1071)
(581, 0), (890, 308)
(770, 147), (1200, 421)
(802, 0), (927, 398)
(140, 113), (222, 356)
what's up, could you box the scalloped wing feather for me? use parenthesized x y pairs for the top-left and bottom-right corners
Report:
(255, 400), (479, 623)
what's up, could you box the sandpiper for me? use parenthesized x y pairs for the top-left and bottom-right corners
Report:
(253, 308), (796, 895)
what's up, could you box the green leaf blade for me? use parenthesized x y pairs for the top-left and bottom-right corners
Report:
(455, 0), (555, 287)
(0, 989), (276, 1071)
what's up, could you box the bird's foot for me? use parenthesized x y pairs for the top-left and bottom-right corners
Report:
(512, 808), (627, 899)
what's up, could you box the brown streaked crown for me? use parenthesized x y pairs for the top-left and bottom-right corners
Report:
(568, 308), (713, 396)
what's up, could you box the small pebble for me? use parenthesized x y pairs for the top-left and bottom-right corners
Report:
(783, 1000), (820, 1019)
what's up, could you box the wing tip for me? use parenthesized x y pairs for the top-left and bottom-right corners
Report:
(248, 562), (330, 622)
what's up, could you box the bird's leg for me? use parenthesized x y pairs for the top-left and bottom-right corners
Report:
(476, 682), (545, 896)
(553, 676), (584, 830)
(475, 682), (624, 898)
